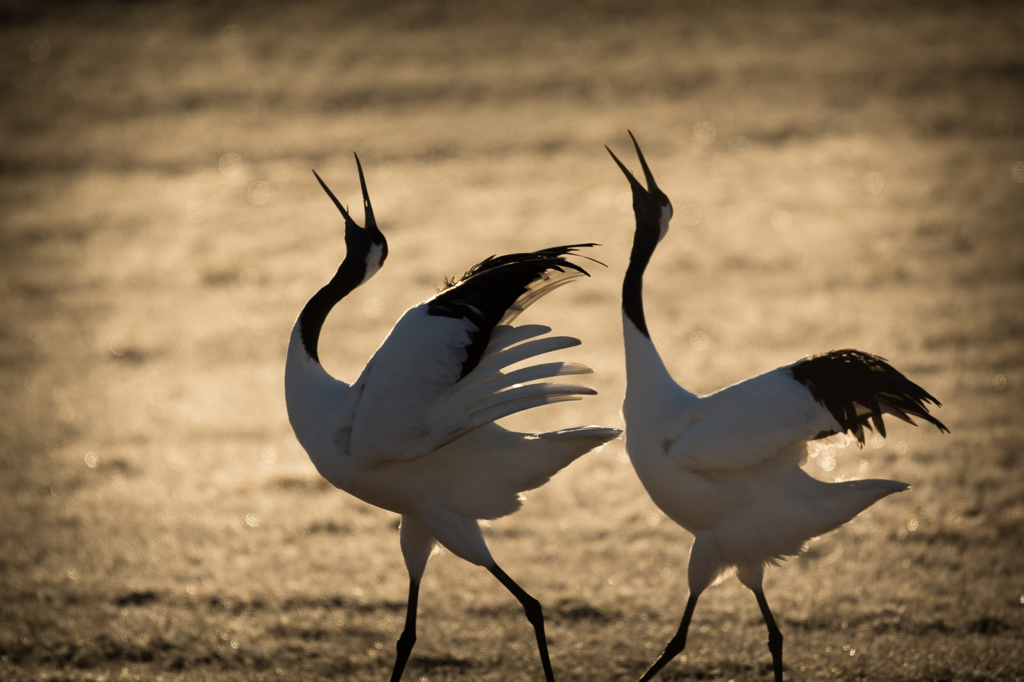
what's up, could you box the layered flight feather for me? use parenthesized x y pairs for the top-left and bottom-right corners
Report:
(665, 350), (947, 472)
(349, 245), (607, 467)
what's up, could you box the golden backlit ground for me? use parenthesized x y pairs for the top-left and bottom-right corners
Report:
(2, 1), (1023, 680)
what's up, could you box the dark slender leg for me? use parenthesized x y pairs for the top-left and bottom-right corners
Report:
(753, 589), (784, 682)
(389, 578), (420, 682)
(488, 564), (556, 682)
(637, 593), (699, 682)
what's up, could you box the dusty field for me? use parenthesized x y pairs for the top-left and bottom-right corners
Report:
(2, 1), (1023, 680)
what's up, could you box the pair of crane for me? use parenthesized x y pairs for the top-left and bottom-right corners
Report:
(283, 132), (947, 682)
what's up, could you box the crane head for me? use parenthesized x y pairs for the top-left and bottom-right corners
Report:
(606, 131), (673, 242)
(312, 153), (388, 283)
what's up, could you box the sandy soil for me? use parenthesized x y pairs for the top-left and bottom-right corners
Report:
(2, 1), (1023, 680)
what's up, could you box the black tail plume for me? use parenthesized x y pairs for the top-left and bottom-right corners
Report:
(791, 349), (948, 445)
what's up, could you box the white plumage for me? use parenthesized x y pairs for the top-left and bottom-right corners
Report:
(607, 132), (947, 682)
(284, 154), (620, 682)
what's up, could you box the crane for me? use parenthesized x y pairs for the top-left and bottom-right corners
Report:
(284, 154), (621, 681)
(606, 132), (947, 681)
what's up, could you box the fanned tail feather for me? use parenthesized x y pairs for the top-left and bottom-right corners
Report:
(415, 393), (590, 459)
(536, 425), (623, 468)
(540, 425), (622, 447)
(486, 324), (552, 352)
(404, 245), (608, 458)
(460, 361), (594, 406)
(465, 380), (596, 414)
(424, 343), (601, 453)
(499, 271), (588, 327)
(459, 336), (583, 392)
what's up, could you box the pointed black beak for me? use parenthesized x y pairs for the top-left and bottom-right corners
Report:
(353, 152), (377, 231)
(312, 168), (357, 228)
(606, 145), (645, 194)
(312, 153), (380, 235)
(606, 130), (660, 194)
(628, 130), (659, 193)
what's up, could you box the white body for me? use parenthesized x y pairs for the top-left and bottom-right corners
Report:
(608, 130), (943, 682)
(287, 289), (618, 577)
(292, 161), (617, 681)
(621, 314), (907, 593)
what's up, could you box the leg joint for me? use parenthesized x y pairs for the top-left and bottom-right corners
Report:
(522, 596), (544, 625)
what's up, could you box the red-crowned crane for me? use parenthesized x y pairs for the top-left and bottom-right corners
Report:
(606, 132), (947, 682)
(284, 154), (620, 682)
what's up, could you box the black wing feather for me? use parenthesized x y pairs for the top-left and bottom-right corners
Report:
(427, 244), (597, 379)
(790, 349), (948, 445)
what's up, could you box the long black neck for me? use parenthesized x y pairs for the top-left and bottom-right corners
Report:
(622, 223), (660, 338)
(298, 256), (366, 363)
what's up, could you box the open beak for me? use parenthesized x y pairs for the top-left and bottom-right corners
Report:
(353, 152), (377, 230)
(312, 152), (378, 232)
(312, 168), (357, 228)
(605, 130), (660, 194)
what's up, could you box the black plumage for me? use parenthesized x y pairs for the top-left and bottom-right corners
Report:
(301, 164), (387, 363)
(427, 244), (597, 379)
(790, 349), (949, 444)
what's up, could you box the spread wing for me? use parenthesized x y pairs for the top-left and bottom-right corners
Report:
(349, 245), (603, 467)
(667, 350), (947, 472)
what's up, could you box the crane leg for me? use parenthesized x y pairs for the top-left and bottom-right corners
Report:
(489, 564), (556, 682)
(637, 593), (699, 682)
(389, 578), (420, 682)
(754, 589), (784, 682)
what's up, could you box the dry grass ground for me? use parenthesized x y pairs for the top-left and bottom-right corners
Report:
(2, 1), (1023, 680)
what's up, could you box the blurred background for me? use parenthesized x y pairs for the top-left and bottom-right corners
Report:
(1, 1), (1022, 680)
